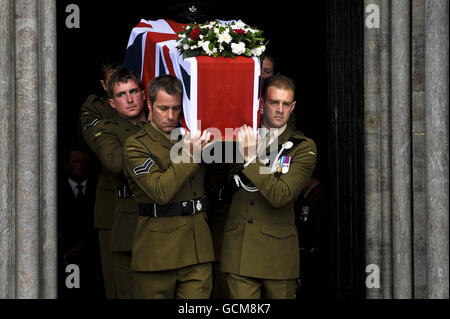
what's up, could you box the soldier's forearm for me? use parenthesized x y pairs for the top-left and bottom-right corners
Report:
(129, 161), (200, 205)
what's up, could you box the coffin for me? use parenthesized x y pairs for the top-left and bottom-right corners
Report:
(124, 19), (261, 140)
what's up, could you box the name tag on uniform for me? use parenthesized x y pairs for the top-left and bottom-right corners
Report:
(277, 156), (291, 174)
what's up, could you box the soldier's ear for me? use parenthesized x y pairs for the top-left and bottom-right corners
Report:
(290, 101), (296, 113)
(108, 98), (116, 109)
(147, 105), (153, 122)
(100, 79), (108, 92)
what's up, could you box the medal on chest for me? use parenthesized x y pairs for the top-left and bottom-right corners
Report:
(277, 156), (291, 174)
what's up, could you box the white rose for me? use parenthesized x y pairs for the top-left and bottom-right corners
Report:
(252, 45), (265, 57)
(202, 40), (213, 55)
(234, 21), (246, 29)
(183, 44), (190, 50)
(218, 32), (232, 44)
(231, 42), (246, 55)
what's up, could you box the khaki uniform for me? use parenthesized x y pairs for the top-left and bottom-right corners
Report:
(80, 94), (118, 298)
(123, 123), (215, 298)
(220, 125), (317, 299)
(92, 117), (145, 298)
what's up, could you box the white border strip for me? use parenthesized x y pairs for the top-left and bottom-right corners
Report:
(252, 56), (261, 135)
(189, 57), (198, 133)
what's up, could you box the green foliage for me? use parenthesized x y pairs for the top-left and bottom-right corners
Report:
(176, 21), (267, 60)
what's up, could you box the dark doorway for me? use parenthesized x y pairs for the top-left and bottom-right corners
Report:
(57, 0), (365, 299)
(326, 0), (366, 298)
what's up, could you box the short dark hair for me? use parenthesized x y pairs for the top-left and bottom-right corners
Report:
(99, 53), (123, 81)
(63, 140), (89, 164)
(262, 74), (296, 99)
(264, 55), (275, 65)
(147, 75), (183, 105)
(107, 67), (140, 98)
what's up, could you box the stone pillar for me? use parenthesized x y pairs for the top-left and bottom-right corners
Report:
(424, 0), (449, 299)
(39, 0), (57, 299)
(15, 0), (41, 299)
(364, 0), (396, 299)
(364, 0), (449, 299)
(391, 0), (413, 299)
(0, 0), (57, 299)
(379, 0), (393, 299)
(364, 0), (383, 300)
(0, 0), (16, 299)
(411, 0), (428, 299)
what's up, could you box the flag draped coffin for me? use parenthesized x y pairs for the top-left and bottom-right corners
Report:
(124, 19), (261, 139)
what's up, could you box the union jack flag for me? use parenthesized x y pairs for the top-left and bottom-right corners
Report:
(124, 19), (261, 138)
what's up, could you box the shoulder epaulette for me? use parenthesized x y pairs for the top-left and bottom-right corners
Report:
(134, 131), (147, 139)
(84, 94), (99, 104)
(290, 130), (307, 140)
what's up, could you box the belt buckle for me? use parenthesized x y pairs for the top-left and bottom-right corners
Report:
(153, 203), (158, 218)
(194, 199), (203, 214)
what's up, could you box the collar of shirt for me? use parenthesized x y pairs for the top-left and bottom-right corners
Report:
(137, 121), (146, 129)
(150, 121), (172, 141)
(68, 178), (87, 197)
(259, 124), (287, 145)
(129, 119), (146, 129)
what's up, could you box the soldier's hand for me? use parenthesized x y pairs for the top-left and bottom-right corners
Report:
(183, 130), (211, 161)
(199, 130), (212, 149)
(237, 125), (258, 163)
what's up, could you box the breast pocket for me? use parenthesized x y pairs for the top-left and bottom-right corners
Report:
(260, 224), (297, 240)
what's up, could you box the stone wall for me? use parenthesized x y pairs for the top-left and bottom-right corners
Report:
(364, 0), (448, 299)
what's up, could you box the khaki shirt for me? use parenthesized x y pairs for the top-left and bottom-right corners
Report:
(221, 125), (317, 280)
(80, 94), (118, 229)
(92, 117), (145, 252)
(123, 122), (215, 271)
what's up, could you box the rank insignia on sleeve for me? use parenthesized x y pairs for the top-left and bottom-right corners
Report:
(133, 157), (154, 176)
(277, 156), (291, 174)
(85, 118), (100, 129)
